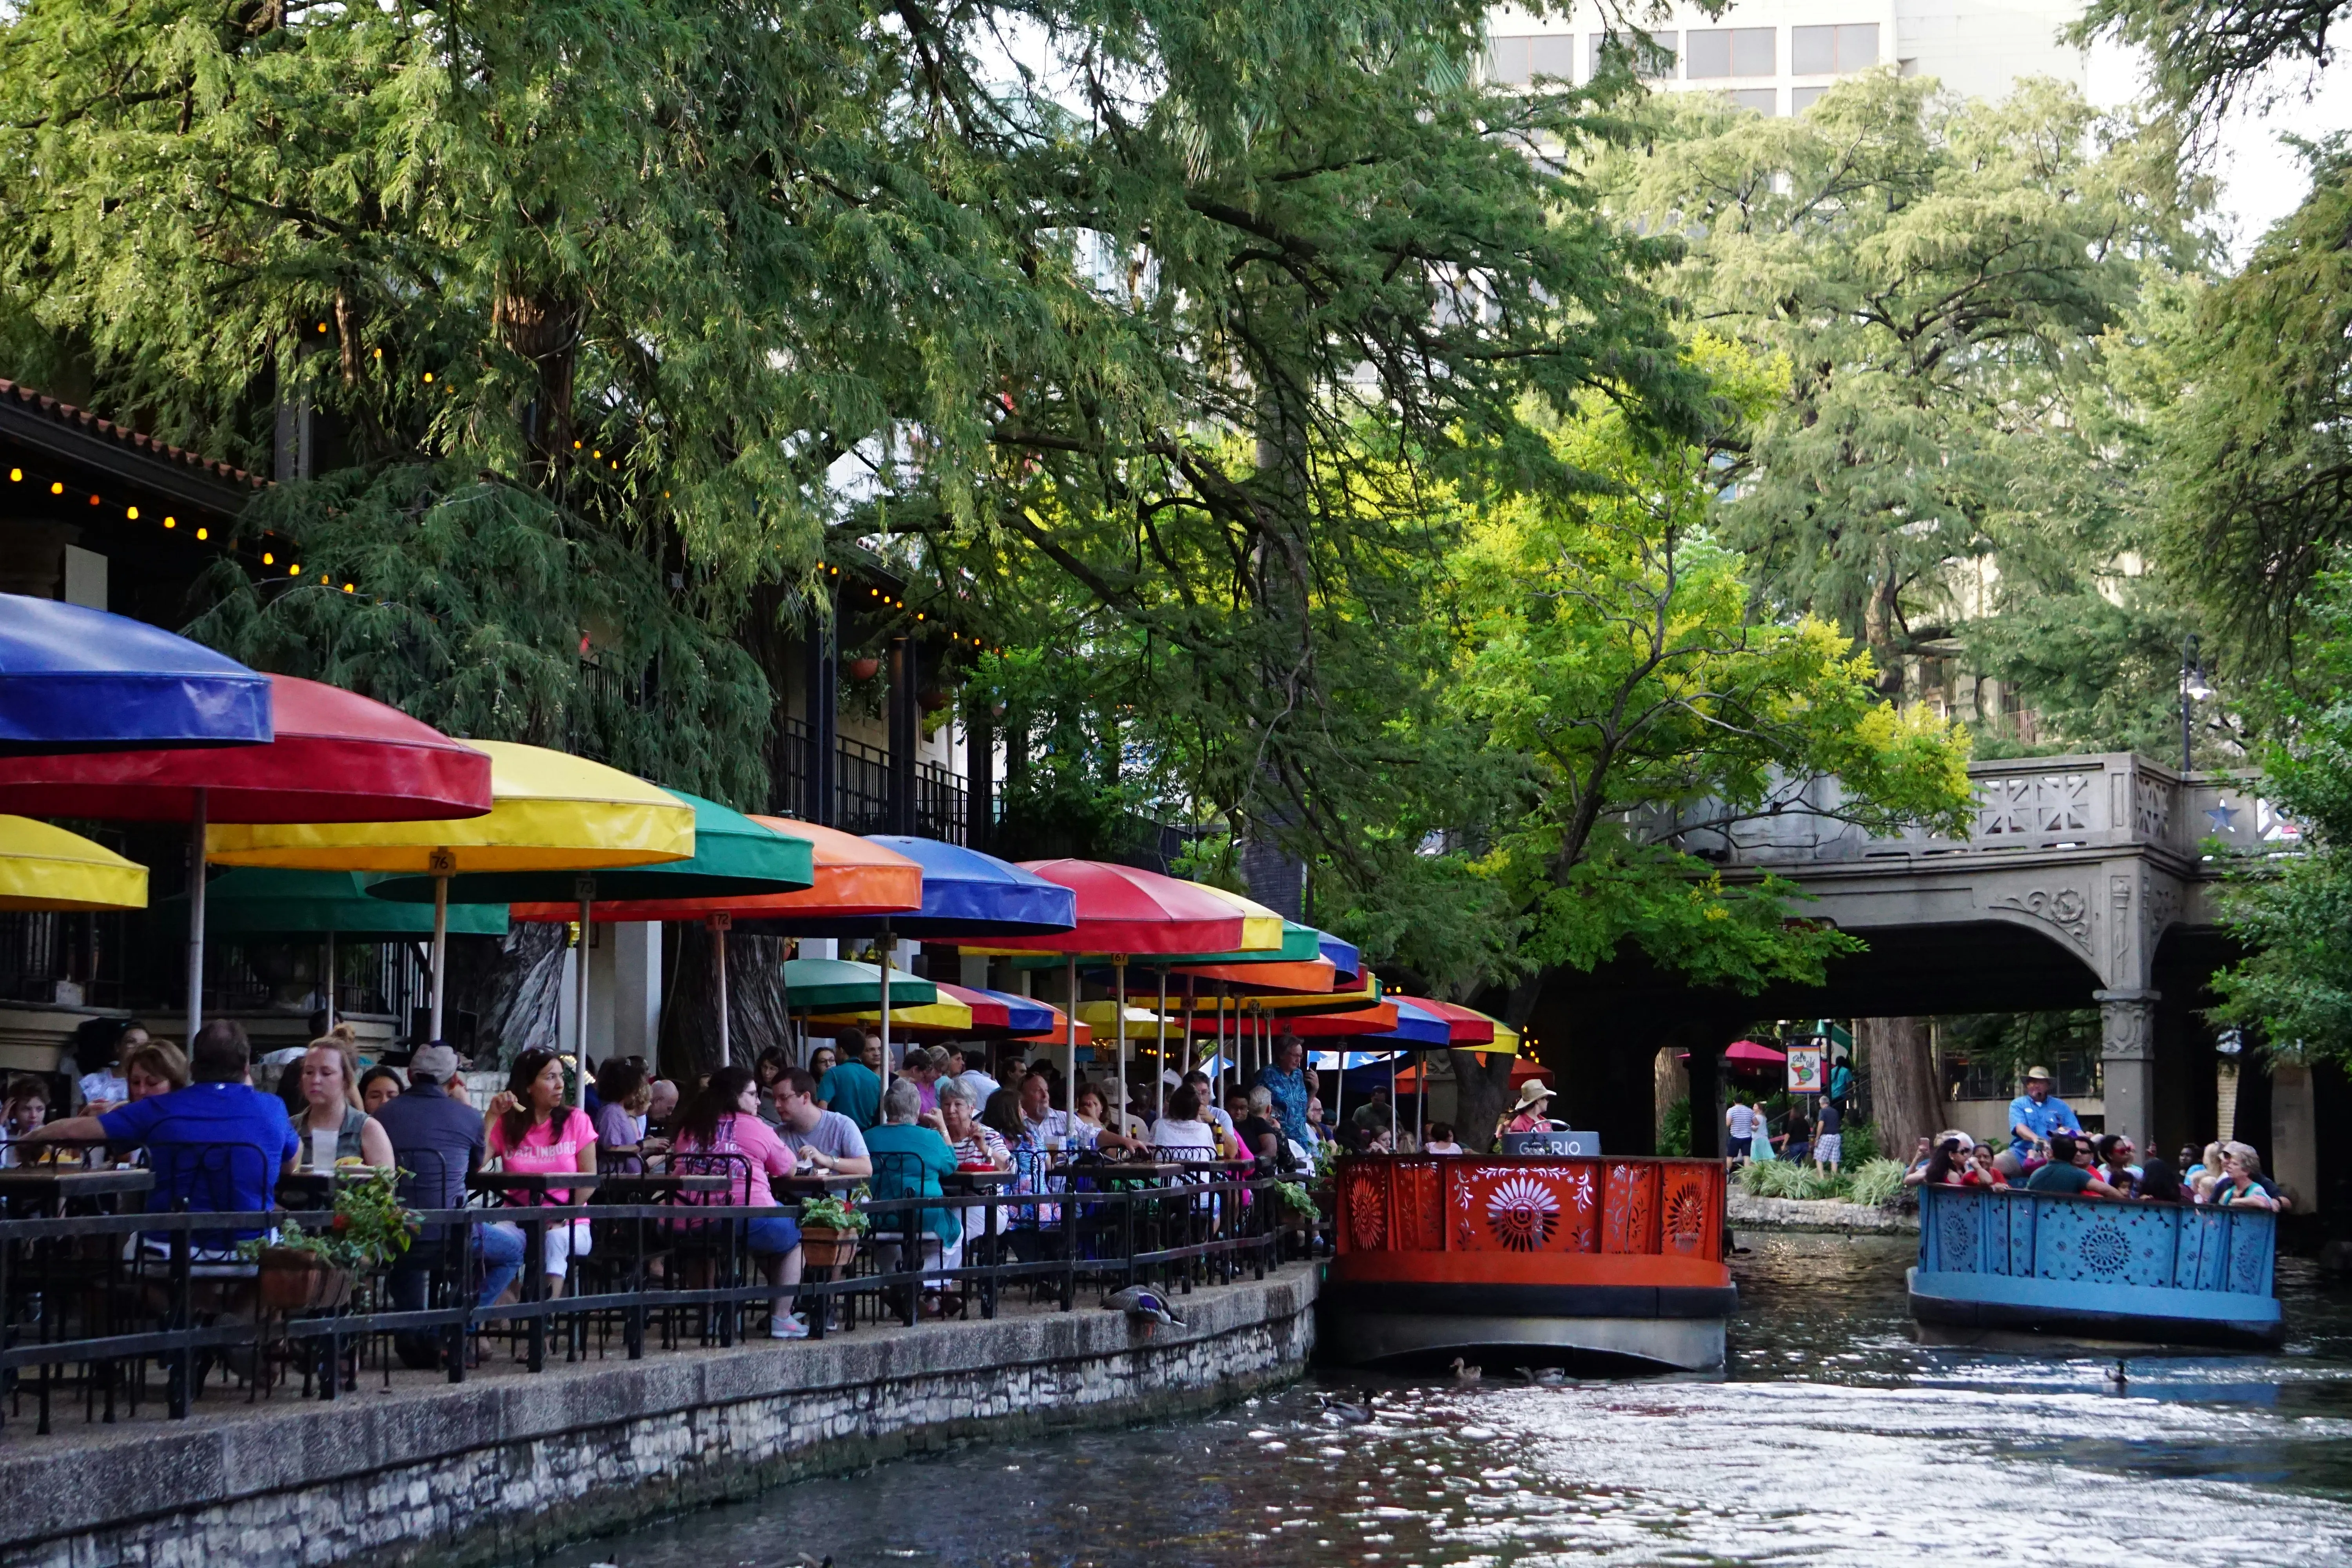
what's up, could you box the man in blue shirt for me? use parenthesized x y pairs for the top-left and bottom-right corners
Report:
(2006, 1066), (2083, 1163)
(25, 1020), (299, 1248)
(1254, 1034), (1310, 1150)
(814, 1026), (883, 1130)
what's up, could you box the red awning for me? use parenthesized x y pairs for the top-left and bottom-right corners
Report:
(0, 673), (491, 824)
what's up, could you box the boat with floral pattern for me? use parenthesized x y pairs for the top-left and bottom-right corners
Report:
(1321, 1154), (1735, 1372)
(1909, 1185), (2281, 1348)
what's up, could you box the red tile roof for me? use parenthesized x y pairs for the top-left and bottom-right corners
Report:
(0, 379), (267, 491)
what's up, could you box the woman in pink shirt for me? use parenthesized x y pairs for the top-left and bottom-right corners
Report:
(484, 1049), (599, 1297)
(670, 1065), (808, 1339)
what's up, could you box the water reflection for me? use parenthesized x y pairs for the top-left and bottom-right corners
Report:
(535, 1236), (2352, 1567)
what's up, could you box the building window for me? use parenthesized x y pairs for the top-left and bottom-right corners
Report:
(1728, 87), (1779, 114)
(1792, 84), (1828, 113)
(1790, 23), (1879, 74)
(1589, 30), (1677, 79)
(1686, 27), (1775, 78)
(1486, 34), (1578, 83)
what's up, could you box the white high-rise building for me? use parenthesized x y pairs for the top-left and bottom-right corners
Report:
(1483, 0), (2089, 112)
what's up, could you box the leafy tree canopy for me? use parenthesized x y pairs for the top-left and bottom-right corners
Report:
(1592, 73), (2212, 757)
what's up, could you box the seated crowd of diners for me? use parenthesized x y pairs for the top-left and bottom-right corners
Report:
(1904, 1127), (2287, 1211)
(0, 1019), (1283, 1347)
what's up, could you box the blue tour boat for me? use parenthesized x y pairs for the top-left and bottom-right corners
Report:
(1909, 1185), (2281, 1348)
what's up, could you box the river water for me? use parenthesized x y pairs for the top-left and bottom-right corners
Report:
(538, 1234), (2352, 1567)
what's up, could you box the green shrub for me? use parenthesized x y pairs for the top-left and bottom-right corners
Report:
(1840, 1121), (1882, 1167)
(1845, 1158), (1907, 1208)
(1658, 1096), (1692, 1156)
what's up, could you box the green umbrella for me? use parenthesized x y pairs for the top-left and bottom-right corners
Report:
(365, 789), (813, 906)
(165, 868), (510, 939)
(367, 789), (813, 1095)
(781, 957), (939, 1013)
(163, 867), (508, 1031)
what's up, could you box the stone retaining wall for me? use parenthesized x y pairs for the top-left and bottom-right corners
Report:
(1728, 1191), (1919, 1234)
(0, 1267), (1318, 1568)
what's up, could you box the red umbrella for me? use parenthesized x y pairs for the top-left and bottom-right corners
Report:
(1678, 1039), (1788, 1067)
(961, 859), (1247, 1129)
(0, 674), (491, 1034)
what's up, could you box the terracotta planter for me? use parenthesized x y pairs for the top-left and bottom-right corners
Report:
(257, 1248), (354, 1312)
(846, 656), (881, 682)
(800, 1225), (863, 1269)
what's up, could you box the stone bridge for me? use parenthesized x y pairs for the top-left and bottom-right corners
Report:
(1534, 754), (2294, 1163)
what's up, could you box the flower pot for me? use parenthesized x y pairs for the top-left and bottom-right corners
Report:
(258, 1248), (354, 1313)
(917, 687), (951, 713)
(799, 1224), (863, 1269)
(846, 657), (881, 682)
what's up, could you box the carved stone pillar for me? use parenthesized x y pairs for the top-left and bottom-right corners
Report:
(2094, 988), (2160, 1143)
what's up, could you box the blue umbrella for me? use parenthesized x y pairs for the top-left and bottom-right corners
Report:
(734, 837), (1075, 938)
(1318, 930), (1363, 982)
(967, 984), (1059, 1036)
(1361, 997), (1451, 1047)
(0, 594), (272, 753)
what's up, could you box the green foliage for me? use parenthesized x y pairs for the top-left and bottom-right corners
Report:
(1593, 74), (2212, 754)
(1737, 1158), (1840, 1200)
(1839, 1121), (1882, 1168)
(2073, 0), (2343, 116)
(2209, 568), (2352, 1060)
(1436, 340), (1975, 995)
(184, 466), (774, 806)
(1844, 1158), (1907, 1207)
(1657, 1096), (1692, 1157)
(1272, 1180), (1319, 1218)
(241, 1168), (417, 1271)
(797, 1191), (870, 1235)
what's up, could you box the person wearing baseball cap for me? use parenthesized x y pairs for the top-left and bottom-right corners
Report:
(376, 1042), (527, 1365)
(2005, 1065), (2083, 1168)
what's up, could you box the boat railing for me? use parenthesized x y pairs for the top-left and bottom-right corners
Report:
(1916, 1183), (2276, 1302)
(1332, 1154), (1727, 1261)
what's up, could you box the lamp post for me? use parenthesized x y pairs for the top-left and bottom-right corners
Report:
(2180, 633), (2215, 774)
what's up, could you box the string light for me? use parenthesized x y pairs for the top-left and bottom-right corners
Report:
(421, 372), (434, 384)
(373, 347), (382, 359)
(289, 563), (301, 576)
(125, 506), (138, 520)
(262, 552), (274, 565)
(162, 518), (175, 530)
(342, 583), (354, 593)
(316, 322), (328, 334)
(195, 528), (208, 541)
(47, 482), (60, 494)
(5, 468), (16, 481)
(86, 495), (98, 507)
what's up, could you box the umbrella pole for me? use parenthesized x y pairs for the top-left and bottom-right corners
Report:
(711, 914), (733, 1070)
(575, 876), (595, 1109)
(1390, 1051), (1399, 1148)
(324, 929), (336, 1032)
(1182, 974), (1196, 1087)
(878, 922), (893, 1094)
(427, 851), (454, 1044)
(1156, 967), (1168, 1125)
(1332, 1026), (1344, 1142)
(1417, 1051), (1426, 1148)
(185, 787), (207, 1037)
(1064, 953), (1078, 1131)
(1113, 956), (1127, 1137)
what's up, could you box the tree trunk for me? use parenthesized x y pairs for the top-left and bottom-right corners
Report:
(1859, 1015), (1938, 1161)
(658, 926), (797, 1085)
(455, 922), (567, 1068)
(1449, 1046), (1518, 1153)
(1655, 1044), (1690, 1146)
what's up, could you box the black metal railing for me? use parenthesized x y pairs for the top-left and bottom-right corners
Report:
(769, 716), (970, 843)
(0, 1156), (1312, 1434)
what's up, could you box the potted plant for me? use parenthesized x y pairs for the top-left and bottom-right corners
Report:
(244, 1167), (417, 1312)
(797, 1190), (869, 1268)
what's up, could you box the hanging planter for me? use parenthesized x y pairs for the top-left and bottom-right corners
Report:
(846, 655), (881, 682)
(917, 687), (951, 713)
(257, 1247), (355, 1312)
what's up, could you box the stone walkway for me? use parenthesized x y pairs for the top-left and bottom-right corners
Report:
(1728, 1190), (1918, 1233)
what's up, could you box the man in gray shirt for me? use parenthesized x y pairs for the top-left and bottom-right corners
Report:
(772, 1067), (873, 1176)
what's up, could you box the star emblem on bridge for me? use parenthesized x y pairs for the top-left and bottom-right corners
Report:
(2207, 801), (2238, 832)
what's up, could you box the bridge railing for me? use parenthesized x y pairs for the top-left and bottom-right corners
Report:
(1654, 755), (2296, 869)
(1333, 1154), (1725, 1261)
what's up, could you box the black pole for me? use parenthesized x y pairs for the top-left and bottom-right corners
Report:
(2181, 632), (2200, 775)
(806, 585), (838, 825)
(966, 703), (993, 850)
(889, 635), (918, 835)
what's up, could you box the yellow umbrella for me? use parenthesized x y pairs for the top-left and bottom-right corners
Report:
(206, 740), (694, 1043)
(0, 816), (147, 911)
(806, 997), (978, 1033)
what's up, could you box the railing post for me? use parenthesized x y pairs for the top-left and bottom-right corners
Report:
(167, 1213), (191, 1420)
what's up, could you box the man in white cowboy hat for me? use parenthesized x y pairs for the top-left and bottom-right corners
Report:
(1503, 1080), (1557, 1136)
(2001, 1065), (2083, 1175)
